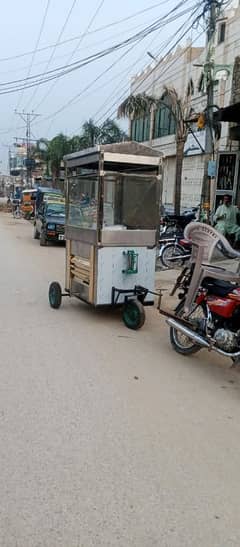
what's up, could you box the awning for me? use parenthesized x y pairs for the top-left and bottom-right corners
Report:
(215, 102), (240, 123)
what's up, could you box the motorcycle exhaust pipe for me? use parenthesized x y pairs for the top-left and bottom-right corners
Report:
(166, 318), (210, 348)
(166, 318), (240, 359)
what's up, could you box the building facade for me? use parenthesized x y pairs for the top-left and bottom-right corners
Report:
(9, 143), (47, 187)
(130, 2), (240, 209)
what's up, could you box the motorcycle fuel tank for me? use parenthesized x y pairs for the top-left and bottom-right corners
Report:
(207, 296), (237, 318)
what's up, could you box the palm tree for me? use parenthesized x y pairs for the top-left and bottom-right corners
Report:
(118, 93), (157, 143)
(118, 89), (190, 215)
(36, 118), (130, 187)
(117, 93), (157, 119)
(81, 119), (100, 147)
(99, 118), (127, 144)
(162, 86), (189, 216)
(69, 134), (89, 153)
(36, 134), (71, 186)
(72, 118), (128, 148)
(46, 134), (71, 185)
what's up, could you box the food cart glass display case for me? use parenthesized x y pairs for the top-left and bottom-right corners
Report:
(48, 142), (162, 329)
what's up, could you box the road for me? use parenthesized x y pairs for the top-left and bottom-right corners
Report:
(1, 213), (240, 547)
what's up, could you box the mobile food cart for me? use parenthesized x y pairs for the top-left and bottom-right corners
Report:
(48, 142), (162, 329)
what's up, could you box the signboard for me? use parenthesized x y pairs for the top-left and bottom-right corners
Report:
(208, 160), (216, 177)
(184, 130), (205, 156)
(24, 158), (36, 169)
(14, 144), (27, 157)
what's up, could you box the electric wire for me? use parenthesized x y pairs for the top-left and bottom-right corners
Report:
(25, 0), (79, 109)
(0, 5), (195, 94)
(42, 4), (192, 130)
(90, 21), (196, 124)
(0, 16), (166, 78)
(31, 0), (195, 130)
(95, 4), (202, 125)
(2, 6), (201, 140)
(15, 0), (51, 110)
(0, 0), (172, 64)
(93, 17), (196, 124)
(37, 0), (105, 115)
(31, 1), (201, 136)
(0, 0), (219, 140)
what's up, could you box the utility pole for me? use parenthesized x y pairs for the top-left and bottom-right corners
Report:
(200, 0), (218, 222)
(14, 111), (40, 187)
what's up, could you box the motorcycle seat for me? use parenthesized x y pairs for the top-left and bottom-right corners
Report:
(202, 277), (237, 297)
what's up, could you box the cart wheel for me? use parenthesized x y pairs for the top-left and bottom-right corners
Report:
(122, 299), (145, 330)
(49, 282), (62, 309)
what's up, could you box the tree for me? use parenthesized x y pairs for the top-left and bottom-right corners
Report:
(36, 134), (71, 186)
(37, 118), (128, 186)
(99, 118), (127, 144)
(162, 86), (189, 216)
(117, 93), (157, 119)
(78, 118), (127, 147)
(118, 90), (190, 215)
(69, 135), (86, 153)
(81, 119), (100, 147)
(46, 134), (71, 184)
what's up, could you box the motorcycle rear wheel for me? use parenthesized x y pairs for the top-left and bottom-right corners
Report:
(161, 243), (185, 269)
(170, 299), (207, 355)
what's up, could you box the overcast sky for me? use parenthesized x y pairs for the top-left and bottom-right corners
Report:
(0, 0), (215, 172)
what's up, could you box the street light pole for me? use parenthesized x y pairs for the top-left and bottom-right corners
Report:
(200, 0), (217, 222)
(14, 110), (40, 187)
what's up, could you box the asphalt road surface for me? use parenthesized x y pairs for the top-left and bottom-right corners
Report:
(1, 213), (240, 547)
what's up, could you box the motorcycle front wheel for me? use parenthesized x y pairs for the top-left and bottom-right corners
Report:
(161, 243), (185, 269)
(170, 299), (207, 355)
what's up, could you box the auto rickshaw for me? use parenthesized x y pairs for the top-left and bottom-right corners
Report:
(48, 142), (163, 329)
(21, 188), (37, 219)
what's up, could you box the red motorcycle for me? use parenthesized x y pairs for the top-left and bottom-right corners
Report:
(161, 223), (240, 364)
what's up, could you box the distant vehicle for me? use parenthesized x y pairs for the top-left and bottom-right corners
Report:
(21, 188), (37, 219)
(34, 199), (65, 246)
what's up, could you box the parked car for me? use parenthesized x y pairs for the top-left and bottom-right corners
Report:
(34, 199), (65, 246)
(35, 186), (63, 215)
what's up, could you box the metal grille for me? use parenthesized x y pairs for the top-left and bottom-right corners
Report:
(56, 224), (65, 234)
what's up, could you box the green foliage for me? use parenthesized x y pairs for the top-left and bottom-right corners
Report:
(37, 118), (128, 179)
(117, 93), (157, 119)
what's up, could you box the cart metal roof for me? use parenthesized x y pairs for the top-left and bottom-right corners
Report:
(64, 141), (163, 171)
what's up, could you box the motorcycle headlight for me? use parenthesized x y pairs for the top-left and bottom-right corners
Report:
(47, 223), (55, 230)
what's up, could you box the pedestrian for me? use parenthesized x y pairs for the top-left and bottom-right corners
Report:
(213, 194), (240, 243)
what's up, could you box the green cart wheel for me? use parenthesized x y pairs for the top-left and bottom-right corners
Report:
(122, 299), (145, 330)
(49, 281), (62, 309)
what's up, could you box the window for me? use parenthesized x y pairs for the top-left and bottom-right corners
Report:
(218, 22), (226, 44)
(187, 78), (194, 97)
(153, 95), (176, 139)
(46, 203), (65, 217)
(198, 72), (204, 94)
(131, 114), (150, 142)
